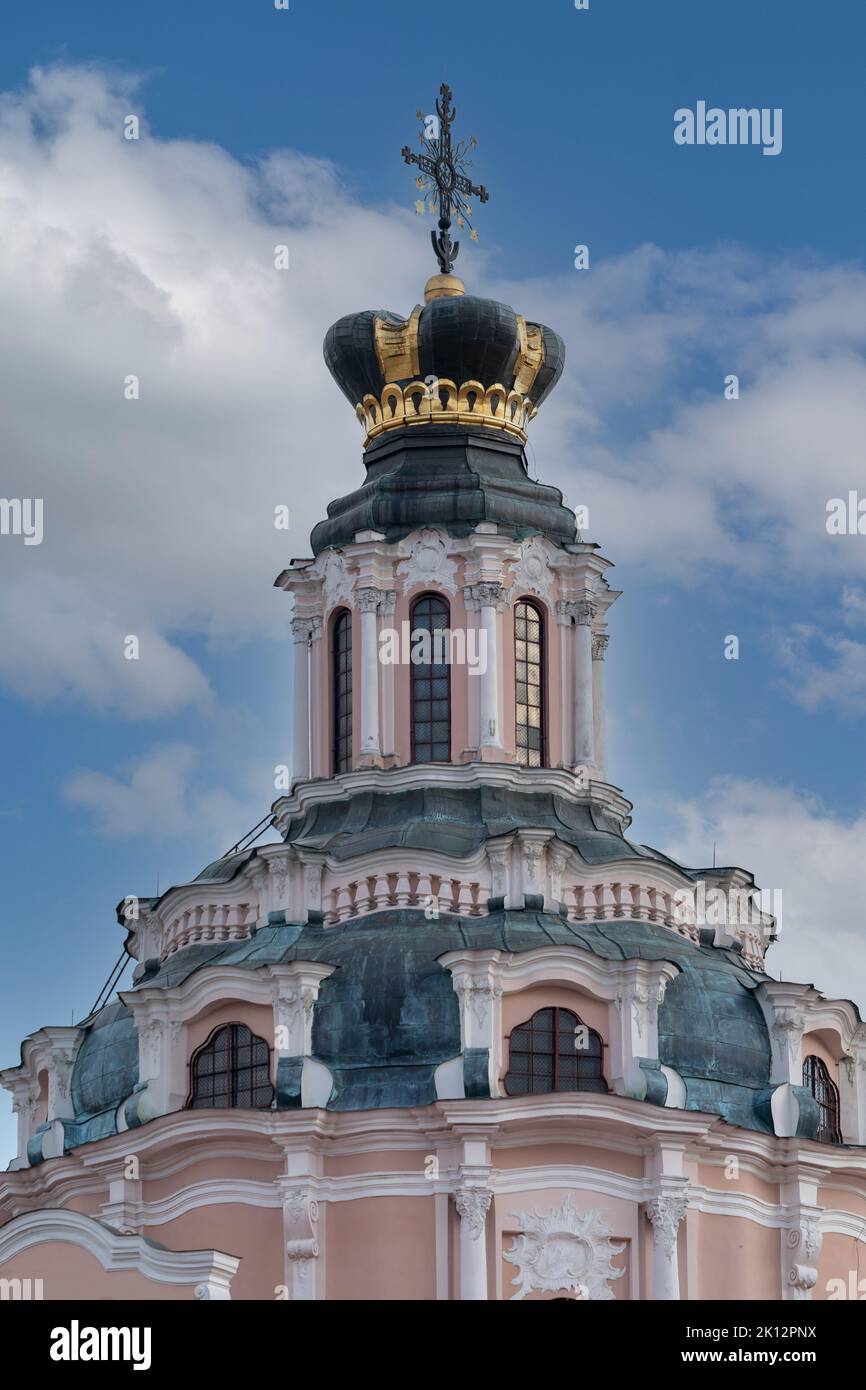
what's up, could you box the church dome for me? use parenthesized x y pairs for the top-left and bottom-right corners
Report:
(324, 279), (565, 450)
(69, 1001), (139, 1123)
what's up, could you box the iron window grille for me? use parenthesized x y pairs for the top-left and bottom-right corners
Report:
(188, 1022), (274, 1110)
(332, 608), (353, 774)
(515, 599), (545, 767)
(410, 593), (451, 762)
(803, 1054), (842, 1144)
(504, 1006), (606, 1096)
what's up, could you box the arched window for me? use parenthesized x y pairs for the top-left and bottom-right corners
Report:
(514, 599), (545, 767)
(504, 1007), (606, 1096)
(332, 609), (353, 774)
(188, 1023), (274, 1110)
(803, 1055), (841, 1144)
(411, 593), (451, 762)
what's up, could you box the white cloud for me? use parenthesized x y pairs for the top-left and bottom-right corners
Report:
(500, 254), (866, 583)
(63, 741), (263, 846)
(776, 623), (866, 716)
(0, 63), (425, 717)
(842, 587), (866, 625)
(655, 776), (866, 1009)
(3, 64), (866, 723)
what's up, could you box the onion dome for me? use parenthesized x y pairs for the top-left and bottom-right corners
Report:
(324, 274), (565, 450)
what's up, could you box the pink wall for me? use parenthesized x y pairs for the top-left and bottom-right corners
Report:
(817, 1233), (866, 1299)
(325, 1197), (436, 1300)
(801, 1030), (842, 1080)
(147, 1204), (278, 1301)
(697, 1163), (779, 1204)
(697, 1214), (780, 1299)
(145, 1155), (282, 1203)
(0, 1242), (197, 1300)
(492, 1144), (644, 1178)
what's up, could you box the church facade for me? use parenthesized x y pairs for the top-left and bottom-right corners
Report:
(2, 94), (866, 1303)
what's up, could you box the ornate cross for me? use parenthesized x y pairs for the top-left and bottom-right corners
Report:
(402, 83), (489, 275)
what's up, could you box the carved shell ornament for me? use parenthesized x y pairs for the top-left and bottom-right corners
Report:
(396, 527), (458, 595)
(505, 1196), (625, 1301)
(509, 535), (554, 605)
(319, 549), (354, 612)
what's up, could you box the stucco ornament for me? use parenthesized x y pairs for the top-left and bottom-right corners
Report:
(505, 1196), (625, 1301)
(397, 528), (458, 595)
(784, 1221), (821, 1299)
(319, 549), (354, 612)
(644, 1192), (688, 1259)
(508, 535), (554, 605)
(455, 1187), (492, 1240)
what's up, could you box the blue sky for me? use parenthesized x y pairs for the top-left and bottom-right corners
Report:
(2, 0), (866, 1162)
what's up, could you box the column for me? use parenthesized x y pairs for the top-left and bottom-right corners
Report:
(379, 591), (396, 758)
(10, 1086), (37, 1168)
(592, 632), (609, 780)
(572, 599), (596, 767)
(475, 582), (504, 752)
(463, 586), (481, 753)
(455, 1187), (492, 1300)
(358, 588), (381, 759)
(281, 1184), (321, 1300)
(645, 1186), (688, 1300)
(291, 618), (311, 782)
(308, 617), (323, 777)
(556, 601), (573, 766)
(781, 1173), (822, 1300)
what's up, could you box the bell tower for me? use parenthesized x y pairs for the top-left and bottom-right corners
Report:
(272, 85), (630, 927)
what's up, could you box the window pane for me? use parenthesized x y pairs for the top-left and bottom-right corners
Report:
(505, 1008), (606, 1097)
(412, 596), (451, 763)
(332, 611), (353, 773)
(189, 1024), (274, 1111)
(514, 602), (545, 767)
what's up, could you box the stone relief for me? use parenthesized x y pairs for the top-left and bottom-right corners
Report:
(319, 549), (354, 612)
(508, 535), (554, 605)
(505, 1196), (625, 1301)
(397, 528), (458, 595)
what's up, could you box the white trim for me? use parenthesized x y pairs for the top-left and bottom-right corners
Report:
(112, 1165), (866, 1250)
(138, 1179), (282, 1224)
(273, 761), (634, 832)
(0, 1208), (238, 1298)
(438, 945), (679, 1102)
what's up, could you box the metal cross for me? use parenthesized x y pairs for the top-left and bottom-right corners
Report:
(402, 83), (489, 275)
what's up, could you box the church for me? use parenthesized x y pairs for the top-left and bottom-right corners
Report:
(2, 87), (866, 1302)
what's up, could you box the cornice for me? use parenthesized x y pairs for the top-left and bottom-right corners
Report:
(272, 762), (634, 834)
(0, 1208), (239, 1293)
(121, 961), (335, 1022)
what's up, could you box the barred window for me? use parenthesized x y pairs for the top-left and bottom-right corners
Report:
(515, 599), (545, 767)
(504, 1007), (606, 1096)
(803, 1055), (841, 1144)
(411, 593), (450, 763)
(188, 1023), (274, 1110)
(332, 608), (353, 774)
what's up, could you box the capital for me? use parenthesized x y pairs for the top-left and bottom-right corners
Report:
(469, 582), (505, 611)
(455, 1187), (492, 1240)
(358, 587), (382, 614)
